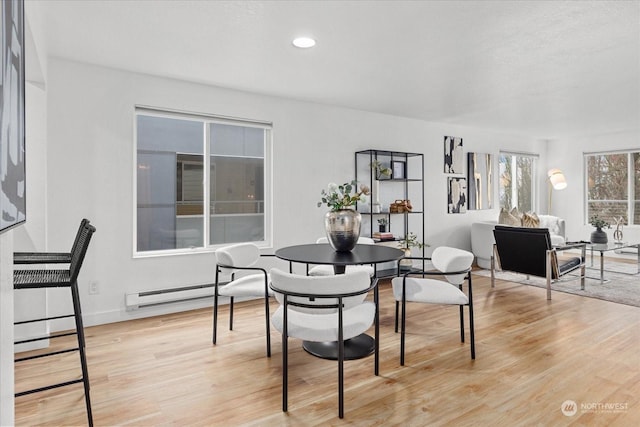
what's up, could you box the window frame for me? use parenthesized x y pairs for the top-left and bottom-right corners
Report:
(498, 150), (539, 213)
(584, 149), (639, 227)
(133, 106), (273, 258)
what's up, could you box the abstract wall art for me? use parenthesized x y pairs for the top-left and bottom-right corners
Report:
(447, 177), (467, 214)
(1, 0), (26, 233)
(444, 136), (463, 174)
(467, 152), (493, 210)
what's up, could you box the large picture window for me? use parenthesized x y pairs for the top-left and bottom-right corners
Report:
(135, 109), (271, 255)
(498, 152), (538, 213)
(585, 150), (639, 225)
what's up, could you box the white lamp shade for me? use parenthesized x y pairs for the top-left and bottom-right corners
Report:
(548, 169), (567, 190)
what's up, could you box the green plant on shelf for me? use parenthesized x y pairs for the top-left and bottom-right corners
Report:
(370, 160), (391, 180)
(397, 232), (427, 250)
(377, 218), (388, 226)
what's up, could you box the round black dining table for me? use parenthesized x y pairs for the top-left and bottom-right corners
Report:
(275, 243), (405, 360)
(275, 243), (404, 275)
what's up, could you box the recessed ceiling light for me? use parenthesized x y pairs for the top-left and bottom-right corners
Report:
(292, 37), (316, 49)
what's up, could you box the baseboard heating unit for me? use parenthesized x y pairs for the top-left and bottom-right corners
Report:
(125, 283), (214, 310)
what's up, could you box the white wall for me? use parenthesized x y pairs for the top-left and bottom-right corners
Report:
(13, 83), (49, 350)
(27, 58), (543, 328)
(547, 130), (640, 244)
(0, 232), (14, 425)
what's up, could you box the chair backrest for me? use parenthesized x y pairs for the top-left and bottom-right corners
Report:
(493, 226), (553, 278)
(216, 243), (260, 268)
(71, 218), (91, 252)
(316, 236), (375, 245)
(431, 246), (474, 285)
(270, 268), (371, 313)
(70, 223), (96, 282)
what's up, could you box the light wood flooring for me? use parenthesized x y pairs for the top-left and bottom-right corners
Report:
(14, 273), (640, 426)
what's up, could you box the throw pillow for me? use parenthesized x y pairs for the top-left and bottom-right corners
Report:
(521, 212), (540, 228)
(539, 215), (561, 236)
(510, 207), (522, 221)
(498, 208), (520, 226)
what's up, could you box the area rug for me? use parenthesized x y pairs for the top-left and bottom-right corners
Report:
(473, 262), (640, 307)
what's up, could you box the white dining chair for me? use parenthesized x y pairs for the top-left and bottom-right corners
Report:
(269, 268), (378, 418)
(213, 242), (273, 357)
(391, 246), (475, 365)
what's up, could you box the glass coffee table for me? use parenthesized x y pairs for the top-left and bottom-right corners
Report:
(585, 242), (640, 284)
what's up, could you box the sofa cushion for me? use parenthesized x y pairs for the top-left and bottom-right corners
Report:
(521, 212), (540, 228)
(498, 208), (520, 226)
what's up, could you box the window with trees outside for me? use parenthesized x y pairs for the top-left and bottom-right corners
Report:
(135, 108), (271, 255)
(585, 150), (639, 226)
(498, 152), (538, 213)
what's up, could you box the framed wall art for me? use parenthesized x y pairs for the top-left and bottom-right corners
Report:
(1, 0), (26, 233)
(391, 160), (405, 179)
(444, 136), (463, 174)
(447, 177), (467, 214)
(467, 152), (493, 210)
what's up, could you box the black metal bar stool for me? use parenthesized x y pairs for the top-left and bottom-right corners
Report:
(14, 220), (96, 427)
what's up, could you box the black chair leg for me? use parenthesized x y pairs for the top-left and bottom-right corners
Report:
(338, 303), (344, 419)
(374, 281), (379, 376)
(282, 302), (289, 413)
(213, 285), (218, 344)
(459, 304), (465, 343)
(338, 340), (344, 419)
(394, 300), (399, 333)
(469, 304), (475, 360)
(71, 282), (93, 427)
(229, 297), (234, 330)
(400, 294), (407, 366)
(264, 294), (271, 357)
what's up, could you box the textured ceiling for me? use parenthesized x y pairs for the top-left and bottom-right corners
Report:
(34, 0), (640, 139)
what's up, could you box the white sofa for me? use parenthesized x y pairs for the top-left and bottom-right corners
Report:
(471, 215), (566, 269)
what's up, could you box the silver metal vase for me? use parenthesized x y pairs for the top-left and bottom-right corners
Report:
(324, 209), (361, 252)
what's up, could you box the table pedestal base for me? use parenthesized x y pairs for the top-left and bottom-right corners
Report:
(302, 333), (374, 360)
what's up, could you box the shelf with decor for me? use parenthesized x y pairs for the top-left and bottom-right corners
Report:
(355, 149), (425, 276)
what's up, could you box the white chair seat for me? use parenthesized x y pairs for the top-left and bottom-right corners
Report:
(308, 264), (375, 277)
(219, 273), (273, 297)
(272, 301), (375, 343)
(392, 277), (468, 305)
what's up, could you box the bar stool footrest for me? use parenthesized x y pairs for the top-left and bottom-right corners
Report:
(15, 331), (77, 345)
(14, 314), (74, 325)
(15, 347), (80, 363)
(15, 378), (84, 397)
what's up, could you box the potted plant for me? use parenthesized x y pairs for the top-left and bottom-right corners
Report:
(398, 232), (426, 269)
(377, 217), (388, 232)
(369, 160), (391, 213)
(370, 160), (392, 180)
(589, 215), (610, 244)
